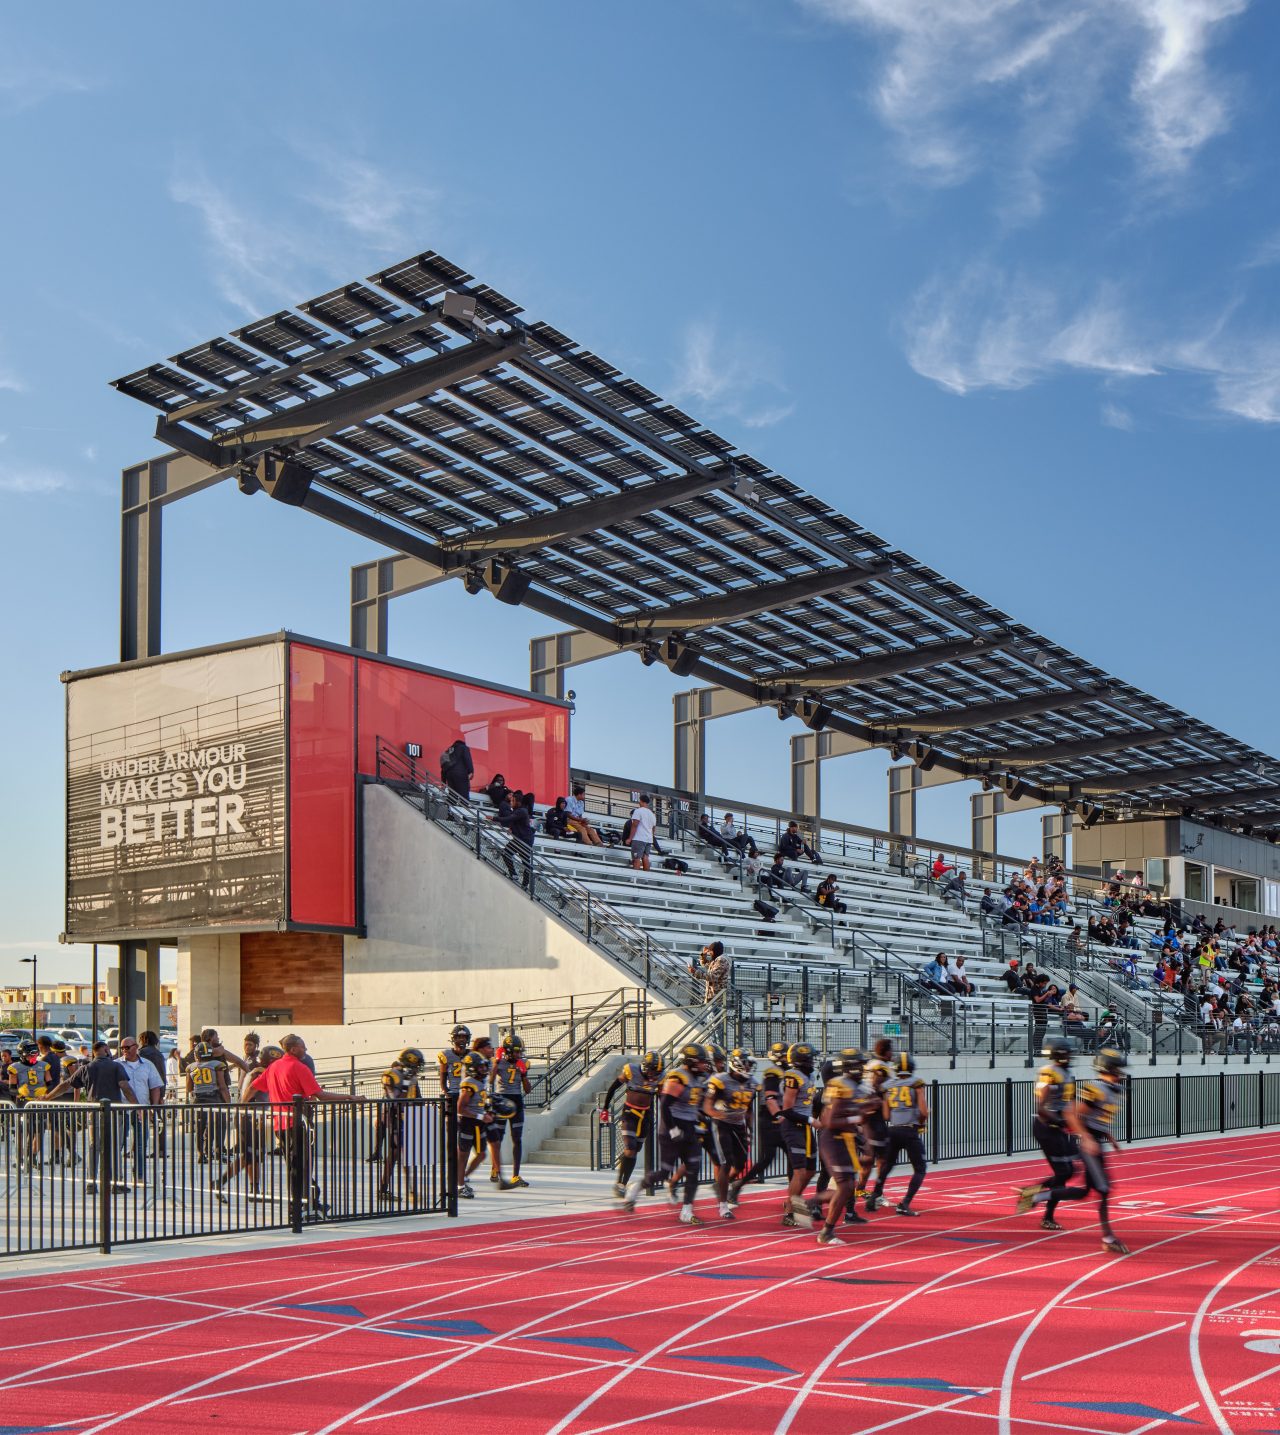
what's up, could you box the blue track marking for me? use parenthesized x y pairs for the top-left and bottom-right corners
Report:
(279, 1302), (367, 1319)
(519, 1335), (635, 1352)
(1041, 1401), (1200, 1422)
(674, 1353), (797, 1374)
(844, 1376), (985, 1395)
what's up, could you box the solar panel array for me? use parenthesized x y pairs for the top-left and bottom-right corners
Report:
(114, 251), (1275, 826)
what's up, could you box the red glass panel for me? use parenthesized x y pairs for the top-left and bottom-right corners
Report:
(355, 660), (569, 802)
(288, 644), (356, 927)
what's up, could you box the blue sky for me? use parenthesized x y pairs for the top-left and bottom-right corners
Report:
(2, 0), (1277, 983)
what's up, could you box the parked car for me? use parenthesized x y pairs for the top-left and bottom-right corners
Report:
(58, 1028), (88, 1046)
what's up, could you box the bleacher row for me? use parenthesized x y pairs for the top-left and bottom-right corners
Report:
(395, 757), (1275, 1064)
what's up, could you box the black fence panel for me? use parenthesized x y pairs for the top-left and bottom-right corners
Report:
(0, 1097), (450, 1258)
(590, 1072), (1280, 1175)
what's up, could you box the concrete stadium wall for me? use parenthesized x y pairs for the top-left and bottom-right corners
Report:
(182, 785), (689, 1064)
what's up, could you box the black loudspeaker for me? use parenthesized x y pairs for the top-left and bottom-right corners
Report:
(259, 456), (312, 507)
(663, 639), (699, 677)
(489, 564), (531, 606)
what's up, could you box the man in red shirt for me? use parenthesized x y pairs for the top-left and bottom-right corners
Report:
(249, 1035), (362, 1219)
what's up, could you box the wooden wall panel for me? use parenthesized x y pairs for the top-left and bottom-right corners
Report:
(240, 932), (343, 1026)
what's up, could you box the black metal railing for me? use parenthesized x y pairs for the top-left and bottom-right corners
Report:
(0, 1095), (451, 1257)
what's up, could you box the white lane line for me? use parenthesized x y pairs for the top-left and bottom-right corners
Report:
(1020, 1320), (1186, 1380)
(1189, 1241), (1280, 1435)
(7, 1204), (686, 1403)
(837, 1308), (1036, 1369)
(997, 1199), (1280, 1435)
(1062, 1260), (1216, 1304)
(76, 1210), (813, 1434)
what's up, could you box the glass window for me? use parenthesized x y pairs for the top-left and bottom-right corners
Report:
(1184, 863), (1205, 901)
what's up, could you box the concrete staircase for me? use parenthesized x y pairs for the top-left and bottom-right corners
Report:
(526, 1099), (600, 1168)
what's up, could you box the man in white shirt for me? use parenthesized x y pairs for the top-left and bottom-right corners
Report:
(117, 1036), (165, 1181)
(629, 794), (657, 872)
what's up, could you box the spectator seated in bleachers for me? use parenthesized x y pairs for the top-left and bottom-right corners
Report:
(999, 959), (1024, 994)
(949, 956), (974, 997)
(760, 852), (809, 897)
(779, 821), (820, 865)
(938, 870), (967, 911)
(930, 855), (954, 882)
(696, 812), (736, 864)
(815, 874), (847, 914)
(482, 772), (510, 809)
(919, 952), (951, 995)
(1061, 982), (1087, 1030)
(563, 785), (604, 846)
(979, 886), (998, 918)
(544, 796), (571, 841)
(719, 813), (756, 855)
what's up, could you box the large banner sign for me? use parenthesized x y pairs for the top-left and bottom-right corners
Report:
(65, 642), (286, 939)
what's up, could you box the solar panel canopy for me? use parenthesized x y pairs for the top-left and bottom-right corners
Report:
(114, 251), (1277, 829)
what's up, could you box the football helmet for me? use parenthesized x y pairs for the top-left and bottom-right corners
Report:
(1096, 1048), (1126, 1077)
(727, 1047), (754, 1079)
(398, 1047), (426, 1071)
(680, 1042), (711, 1073)
(787, 1043), (816, 1073)
(639, 1050), (663, 1077)
(767, 1040), (790, 1066)
(462, 1050), (491, 1081)
(708, 1043), (727, 1072)
(837, 1047), (864, 1076)
(1042, 1040), (1072, 1066)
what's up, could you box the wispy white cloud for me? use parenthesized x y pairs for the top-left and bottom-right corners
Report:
(0, 465), (71, 495)
(0, 364), (23, 394)
(0, 62), (93, 113)
(670, 320), (796, 429)
(800, 0), (1247, 204)
(171, 147), (436, 317)
(905, 260), (1280, 423)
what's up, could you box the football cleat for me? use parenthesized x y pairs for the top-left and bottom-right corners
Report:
(842, 1207), (868, 1225)
(1040, 1217), (1064, 1231)
(816, 1227), (844, 1247)
(680, 1207), (703, 1226)
(1102, 1237), (1130, 1255)
(1015, 1185), (1040, 1215)
(895, 1203), (920, 1217)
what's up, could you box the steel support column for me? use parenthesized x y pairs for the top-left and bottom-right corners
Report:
(1042, 809), (1073, 868)
(118, 940), (161, 1038)
(350, 555), (447, 652)
(529, 629), (621, 700)
(120, 452), (225, 662)
(675, 687), (760, 808)
(789, 731), (873, 832)
(888, 764), (921, 860)
(971, 790), (1045, 879)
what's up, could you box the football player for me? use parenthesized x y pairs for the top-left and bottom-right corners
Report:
(1066, 1049), (1130, 1255)
(1016, 1040), (1088, 1230)
(491, 1032), (533, 1187)
(704, 1047), (754, 1219)
(779, 1043), (820, 1229)
(815, 1048), (867, 1245)
(866, 1052), (928, 1216)
(652, 1043), (712, 1225)
(455, 1050), (492, 1199)
(753, 1040), (789, 1184)
(600, 1050), (663, 1204)
(437, 1024), (472, 1106)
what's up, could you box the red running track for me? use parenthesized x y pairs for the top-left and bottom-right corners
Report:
(1, 1131), (1278, 1435)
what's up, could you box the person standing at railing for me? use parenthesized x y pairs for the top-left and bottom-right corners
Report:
(499, 790), (537, 889)
(44, 1040), (137, 1192)
(248, 1034), (364, 1221)
(118, 1037), (165, 1182)
(688, 943), (730, 1003)
(628, 794), (657, 873)
(439, 738), (474, 800)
